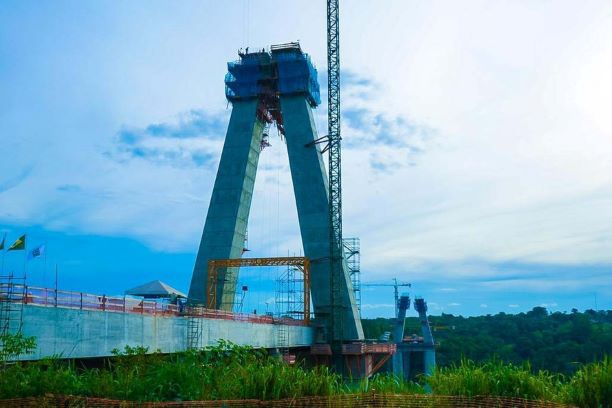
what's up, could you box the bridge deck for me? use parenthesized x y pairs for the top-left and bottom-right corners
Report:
(2, 286), (313, 360)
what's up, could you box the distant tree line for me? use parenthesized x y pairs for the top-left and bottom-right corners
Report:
(362, 307), (612, 375)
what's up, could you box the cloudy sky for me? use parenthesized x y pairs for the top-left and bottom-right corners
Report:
(1, 1), (610, 317)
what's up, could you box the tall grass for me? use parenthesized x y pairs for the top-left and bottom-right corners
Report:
(0, 342), (609, 405)
(0, 342), (343, 402)
(564, 356), (611, 408)
(357, 374), (424, 394)
(428, 359), (565, 401)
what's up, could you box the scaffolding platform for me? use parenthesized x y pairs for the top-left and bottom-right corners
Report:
(224, 43), (320, 107)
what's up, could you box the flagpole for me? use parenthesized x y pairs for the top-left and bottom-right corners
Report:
(1, 233), (5, 275)
(54, 263), (58, 307)
(44, 242), (48, 288)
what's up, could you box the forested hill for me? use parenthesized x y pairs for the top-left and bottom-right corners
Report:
(362, 307), (612, 375)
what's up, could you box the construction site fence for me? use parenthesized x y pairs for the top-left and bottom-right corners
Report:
(0, 394), (575, 408)
(0, 284), (307, 327)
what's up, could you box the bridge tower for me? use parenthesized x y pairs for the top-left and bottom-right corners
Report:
(188, 43), (363, 342)
(414, 297), (436, 376)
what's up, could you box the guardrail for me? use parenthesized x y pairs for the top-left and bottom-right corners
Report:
(0, 284), (308, 326)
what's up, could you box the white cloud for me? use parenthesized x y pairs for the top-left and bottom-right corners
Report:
(508, 304), (520, 308)
(361, 303), (394, 310)
(1, 1), (612, 302)
(426, 302), (442, 312)
(336, 2), (612, 273)
(480, 304), (488, 308)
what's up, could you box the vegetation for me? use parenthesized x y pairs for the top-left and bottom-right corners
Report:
(565, 356), (611, 408)
(363, 307), (612, 375)
(0, 332), (36, 363)
(428, 359), (565, 401)
(358, 374), (424, 395)
(429, 358), (611, 407)
(0, 339), (609, 407)
(0, 341), (341, 402)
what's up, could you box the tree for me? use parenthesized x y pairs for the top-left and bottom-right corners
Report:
(0, 332), (36, 363)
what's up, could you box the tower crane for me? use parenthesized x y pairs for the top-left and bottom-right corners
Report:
(327, 0), (344, 344)
(361, 279), (412, 317)
(362, 279), (411, 376)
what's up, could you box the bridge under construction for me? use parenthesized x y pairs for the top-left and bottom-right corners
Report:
(1, 2), (436, 380)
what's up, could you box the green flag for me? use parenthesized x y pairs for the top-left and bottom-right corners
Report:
(0, 234), (5, 250)
(7, 234), (26, 251)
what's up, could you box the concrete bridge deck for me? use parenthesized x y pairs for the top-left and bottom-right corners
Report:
(3, 286), (313, 360)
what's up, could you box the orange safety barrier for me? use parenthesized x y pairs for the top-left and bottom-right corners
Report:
(0, 394), (576, 408)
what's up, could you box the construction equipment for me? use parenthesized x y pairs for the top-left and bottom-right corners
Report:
(342, 238), (361, 313)
(206, 257), (311, 324)
(362, 279), (412, 317)
(0, 273), (25, 338)
(186, 307), (203, 350)
(327, 0), (345, 345)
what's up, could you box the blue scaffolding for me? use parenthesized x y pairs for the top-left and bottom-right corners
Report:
(224, 44), (320, 107)
(273, 46), (321, 107)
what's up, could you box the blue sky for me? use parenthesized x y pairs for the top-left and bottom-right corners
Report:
(1, 1), (611, 318)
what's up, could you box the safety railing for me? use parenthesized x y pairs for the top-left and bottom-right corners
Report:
(1, 284), (308, 326)
(18, 286), (180, 316)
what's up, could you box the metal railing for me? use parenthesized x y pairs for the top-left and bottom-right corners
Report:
(0, 284), (308, 326)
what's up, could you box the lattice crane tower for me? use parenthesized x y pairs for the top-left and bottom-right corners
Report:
(188, 43), (364, 342)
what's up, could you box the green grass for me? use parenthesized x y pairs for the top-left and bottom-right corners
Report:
(427, 357), (612, 407)
(428, 359), (565, 401)
(358, 374), (424, 394)
(0, 341), (344, 402)
(564, 356), (611, 408)
(0, 338), (609, 406)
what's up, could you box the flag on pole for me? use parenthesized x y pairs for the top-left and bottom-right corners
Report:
(7, 234), (26, 251)
(28, 244), (45, 260)
(0, 233), (5, 250)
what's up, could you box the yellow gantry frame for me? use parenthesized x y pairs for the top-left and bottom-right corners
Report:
(206, 257), (311, 324)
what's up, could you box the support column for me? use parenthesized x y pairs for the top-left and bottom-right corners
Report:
(281, 95), (363, 341)
(188, 100), (264, 308)
(393, 295), (409, 378)
(415, 298), (436, 377)
(424, 349), (436, 376)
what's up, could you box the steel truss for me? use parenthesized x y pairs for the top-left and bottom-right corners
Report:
(206, 257), (310, 325)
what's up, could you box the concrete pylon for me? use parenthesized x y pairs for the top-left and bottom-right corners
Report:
(188, 43), (364, 342)
(282, 95), (363, 341)
(188, 100), (264, 307)
(392, 294), (410, 377)
(415, 297), (436, 376)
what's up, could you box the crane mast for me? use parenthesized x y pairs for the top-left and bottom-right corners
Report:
(327, 0), (344, 343)
(362, 279), (412, 317)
